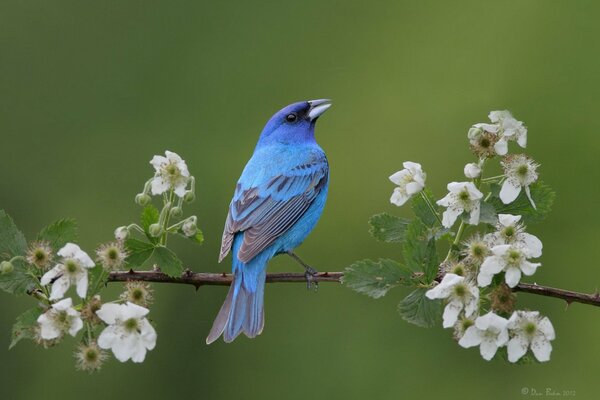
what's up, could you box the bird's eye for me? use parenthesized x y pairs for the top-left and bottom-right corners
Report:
(285, 113), (297, 123)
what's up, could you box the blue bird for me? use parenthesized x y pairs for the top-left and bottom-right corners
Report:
(206, 99), (332, 344)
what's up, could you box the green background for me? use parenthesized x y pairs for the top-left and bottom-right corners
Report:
(1, 1), (599, 399)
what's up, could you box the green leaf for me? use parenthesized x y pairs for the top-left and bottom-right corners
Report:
(488, 181), (555, 224)
(0, 259), (36, 295)
(10, 307), (42, 349)
(151, 246), (183, 277)
(37, 218), (78, 250)
(398, 288), (441, 328)
(0, 210), (27, 260)
(368, 213), (410, 243)
(411, 189), (439, 228)
(342, 259), (413, 299)
(402, 218), (439, 282)
(125, 239), (155, 267)
(479, 202), (498, 225)
(141, 206), (160, 243)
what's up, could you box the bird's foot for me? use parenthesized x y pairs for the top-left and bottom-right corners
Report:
(304, 266), (319, 292)
(287, 251), (319, 292)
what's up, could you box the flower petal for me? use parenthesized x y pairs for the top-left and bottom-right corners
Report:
(538, 317), (555, 340)
(121, 302), (150, 320)
(150, 155), (167, 170)
(139, 319), (157, 350)
(75, 270), (89, 298)
(479, 338), (499, 361)
(498, 214), (521, 226)
(389, 170), (409, 185)
(442, 301), (462, 328)
(111, 333), (137, 362)
(40, 265), (62, 286)
(494, 139), (508, 156)
(390, 188), (409, 206)
(405, 181), (423, 196)
(98, 325), (120, 349)
(52, 298), (73, 311)
(49, 275), (70, 300)
(458, 326), (482, 348)
(499, 180), (521, 204)
(531, 336), (552, 362)
(520, 233), (543, 258)
(150, 177), (170, 195)
(504, 267), (522, 288)
(468, 202), (481, 225)
(441, 208), (463, 229)
(507, 335), (529, 363)
(38, 314), (61, 340)
(520, 261), (541, 276)
(96, 304), (123, 324)
(68, 316), (84, 337)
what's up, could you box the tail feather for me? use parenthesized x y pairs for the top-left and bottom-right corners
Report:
(205, 278), (236, 345)
(206, 266), (267, 344)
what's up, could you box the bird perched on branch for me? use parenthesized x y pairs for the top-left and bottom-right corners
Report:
(206, 99), (332, 344)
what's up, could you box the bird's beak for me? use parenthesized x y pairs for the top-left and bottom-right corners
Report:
(307, 99), (332, 121)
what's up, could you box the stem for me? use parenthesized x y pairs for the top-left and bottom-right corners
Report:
(126, 224), (146, 235)
(419, 191), (443, 226)
(452, 221), (467, 246)
(105, 270), (600, 308)
(481, 175), (505, 183)
(159, 190), (175, 246)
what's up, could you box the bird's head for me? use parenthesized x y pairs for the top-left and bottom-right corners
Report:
(257, 99), (331, 146)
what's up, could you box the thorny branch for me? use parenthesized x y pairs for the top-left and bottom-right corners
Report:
(107, 270), (600, 307)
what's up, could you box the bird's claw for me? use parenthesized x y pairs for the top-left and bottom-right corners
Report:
(305, 268), (319, 292)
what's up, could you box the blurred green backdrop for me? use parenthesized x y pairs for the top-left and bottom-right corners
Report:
(2, 1), (600, 399)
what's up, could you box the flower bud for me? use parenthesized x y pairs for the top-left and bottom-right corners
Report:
(169, 207), (183, 219)
(183, 191), (195, 203)
(149, 223), (164, 237)
(0, 261), (14, 274)
(464, 163), (482, 179)
(135, 193), (152, 206)
(182, 218), (197, 237)
(114, 226), (129, 241)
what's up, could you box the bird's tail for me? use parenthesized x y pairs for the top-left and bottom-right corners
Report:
(206, 257), (267, 344)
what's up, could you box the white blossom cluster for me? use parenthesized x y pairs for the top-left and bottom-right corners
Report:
(34, 149), (195, 371)
(388, 111), (555, 363)
(36, 242), (157, 370)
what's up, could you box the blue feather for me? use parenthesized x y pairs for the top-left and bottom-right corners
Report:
(207, 100), (331, 344)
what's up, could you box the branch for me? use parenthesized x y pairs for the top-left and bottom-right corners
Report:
(107, 270), (600, 307)
(108, 270), (343, 288)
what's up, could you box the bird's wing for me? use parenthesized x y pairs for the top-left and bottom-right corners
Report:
(219, 155), (328, 263)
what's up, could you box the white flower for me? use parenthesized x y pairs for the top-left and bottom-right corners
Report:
(458, 311), (509, 361)
(500, 154), (539, 208)
(41, 243), (95, 300)
(484, 214), (543, 257)
(489, 110), (527, 155)
(97, 302), (157, 363)
(389, 162), (426, 206)
(37, 298), (83, 340)
(477, 244), (541, 288)
(507, 311), (555, 362)
(464, 162), (482, 179)
(436, 182), (483, 228)
(468, 123), (500, 158)
(426, 273), (479, 328)
(114, 226), (129, 241)
(150, 151), (190, 198)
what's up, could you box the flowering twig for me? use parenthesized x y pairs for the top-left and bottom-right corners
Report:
(106, 270), (600, 307)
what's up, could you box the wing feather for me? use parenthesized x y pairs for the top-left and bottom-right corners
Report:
(219, 156), (328, 263)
